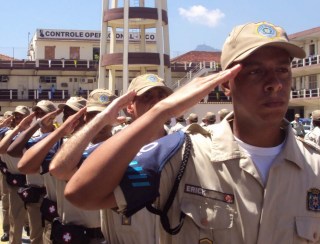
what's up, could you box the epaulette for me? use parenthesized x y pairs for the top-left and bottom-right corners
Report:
(296, 136), (320, 153)
(184, 123), (211, 136)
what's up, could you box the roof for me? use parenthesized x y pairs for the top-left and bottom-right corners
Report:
(171, 51), (221, 63)
(0, 54), (14, 61)
(289, 26), (320, 40)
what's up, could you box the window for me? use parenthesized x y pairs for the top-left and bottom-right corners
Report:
(309, 75), (317, 89)
(39, 76), (57, 83)
(70, 47), (80, 60)
(292, 77), (297, 90)
(44, 46), (55, 60)
(309, 44), (315, 56)
(0, 75), (9, 82)
(61, 83), (68, 88)
(299, 77), (305, 89)
(93, 47), (100, 60)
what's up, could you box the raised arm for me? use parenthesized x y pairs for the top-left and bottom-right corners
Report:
(0, 113), (35, 154)
(7, 109), (61, 157)
(65, 65), (242, 210)
(17, 108), (86, 174)
(50, 92), (135, 181)
(0, 116), (13, 129)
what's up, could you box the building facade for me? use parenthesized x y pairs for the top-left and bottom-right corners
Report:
(0, 26), (319, 121)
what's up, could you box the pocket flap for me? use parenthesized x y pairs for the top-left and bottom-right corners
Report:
(181, 197), (235, 230)
(296, 216), (320, 242)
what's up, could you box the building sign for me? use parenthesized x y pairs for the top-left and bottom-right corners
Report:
(37, 29), (156, 41)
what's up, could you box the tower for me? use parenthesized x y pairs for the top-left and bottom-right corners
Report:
(98, 0), (171, 94)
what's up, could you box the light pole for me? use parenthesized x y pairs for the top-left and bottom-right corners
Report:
(27, 32), (30, 59)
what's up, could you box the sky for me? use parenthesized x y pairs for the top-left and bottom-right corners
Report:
(0, 0), (319, 59)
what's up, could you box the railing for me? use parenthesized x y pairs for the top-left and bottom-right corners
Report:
(0, 59), (99, 70)
(291, 55), (320, 68)
(170, 63), (220, 90)
(0, 89), (71, 101)
(291, 88), (320, 99)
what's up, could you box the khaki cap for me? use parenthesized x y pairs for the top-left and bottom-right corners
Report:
(128, 74), (173, 96)
(86, 89), (117, 112)
(221, 21), (306, 70)
(32, 100), (56, 113)
(13, 106), (30, 116)
(3, 111), (13, 118)
(218, 109), (230, 116)
(312, 110), (320, 121)
(187, 113), (198, 122)
(58, 97), (87, 112)
(205, 112), (216, 122)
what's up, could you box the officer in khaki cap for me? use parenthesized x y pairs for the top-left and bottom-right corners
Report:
(17, 90), (116, 243)
(58, 96), (87, 122)
(0, 105), (33, 244)
(304, 110), (320, 145)
(202, 112), (216, 132)
(65, 21), (320, 243)
(54, 75), (173, 243)
(6, 100), (57, 244)
(8, 96), (86, 244)
(126, 73), (173, 120)
(186, 113), (198, 125)
(218, 108), (230, 121)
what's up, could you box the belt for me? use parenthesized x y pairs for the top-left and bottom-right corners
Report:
(85, 227), (104, 239)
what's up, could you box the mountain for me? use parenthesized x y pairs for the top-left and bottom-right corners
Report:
(194, 44), (220, 52)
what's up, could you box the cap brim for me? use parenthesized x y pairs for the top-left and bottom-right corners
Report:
(32, 105), (49, 113)
(86, 106), (105, 113)
(136, 85), (173, 96)
(58, 104), (81, 112)
(229, 42), (306, 69)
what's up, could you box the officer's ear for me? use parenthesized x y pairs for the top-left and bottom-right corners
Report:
(126, 103), (134, 115)
(220, 81), (231, 97)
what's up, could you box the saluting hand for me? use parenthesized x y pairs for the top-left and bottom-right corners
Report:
(59, 107), (87, 136)
(40, 109), (63, 132)
(17, 113), (36, 131)
(157, 64), (242, 119)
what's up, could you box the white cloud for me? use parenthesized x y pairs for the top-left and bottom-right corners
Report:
(178, 5), (225, 27)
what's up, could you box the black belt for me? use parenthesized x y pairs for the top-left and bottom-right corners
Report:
(85, 227), (104, 239)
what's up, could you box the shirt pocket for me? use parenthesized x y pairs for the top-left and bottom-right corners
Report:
(180, 196), (235, 230)
(295, 216), (320, 243)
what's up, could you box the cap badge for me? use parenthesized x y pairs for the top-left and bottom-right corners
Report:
(257, 24), (277, 38)
(146, 75), (158, 82)
(99, 94), (109, 103)
(307, 188), (320, 211)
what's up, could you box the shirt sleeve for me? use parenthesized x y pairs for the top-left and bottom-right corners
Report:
(118, 131), (185, 217)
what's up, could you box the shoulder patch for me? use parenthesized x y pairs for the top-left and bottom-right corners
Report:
(77, 143), (101, 168)
(0, 127), (9, 138)
(26, 133), (50, 149)
(40, 139), (63, 174)
(120, 131), (185, 216)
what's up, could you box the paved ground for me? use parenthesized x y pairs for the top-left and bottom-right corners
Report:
(0, 200), (30, 243)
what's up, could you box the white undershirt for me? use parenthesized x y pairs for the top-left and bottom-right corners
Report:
(234, 136), (284, 185)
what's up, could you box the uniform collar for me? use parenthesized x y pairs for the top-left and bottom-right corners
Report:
(209, 115), (306, 170)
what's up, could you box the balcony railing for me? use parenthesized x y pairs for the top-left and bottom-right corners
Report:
(291, 88), (320, 99)
(291, 55), (320, 68)
(0, 89), (93, 101)
(0, 59), (99, 70)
